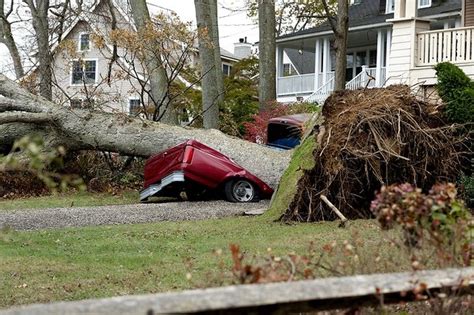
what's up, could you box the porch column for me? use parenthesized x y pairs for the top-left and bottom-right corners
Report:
(376, 30), (384, 87)
(275, 44), (284, 93)
(386, 1), (430, 86)
(314, 38), (322, 90)
(322, 37), (330, 84)
(385, 28), (392, 85)
(394, 0), (404, 19)
(406, 0), (418, 19)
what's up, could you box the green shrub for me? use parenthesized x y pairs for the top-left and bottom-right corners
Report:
(459, 173), (474, 208)
(434, 62), (474, 124)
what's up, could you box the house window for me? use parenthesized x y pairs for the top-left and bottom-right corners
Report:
(283, 63), (291, 76)
(71, 59), (97, 85)
(129, 98), (141, 116)
(369, 50), (377, 67)
(79, 33), (90, 51)
(70, 99), (83, 109)
(70, 98), (93, 109)
(222, 64), (232, 76)
(386, 0), (395, 13)
(283, 63), (296, 76)
(418, 0), (431, 8)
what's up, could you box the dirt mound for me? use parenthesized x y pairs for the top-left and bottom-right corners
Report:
(284, 86), (466, 221)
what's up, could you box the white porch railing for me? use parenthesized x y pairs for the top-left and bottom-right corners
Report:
(277, 73), (315, 95)
(306, 76), (335, 104)
(305, 67), (385, 104)
(345, 66), (386, 90)
(416, 26), (474, 66)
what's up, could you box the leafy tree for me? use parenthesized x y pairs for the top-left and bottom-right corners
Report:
(221, 57), (260, 136)
(247, 0), (336, 36)
(129, 0), (175, 123)
(105, 10), (198, 122)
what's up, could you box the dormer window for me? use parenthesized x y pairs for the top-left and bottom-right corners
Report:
(79, 33), (90, 51)
(418, 0), (431, 8)
(386, 0), (395, 13)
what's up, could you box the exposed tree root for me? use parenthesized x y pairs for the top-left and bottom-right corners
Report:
(284, 85), (468, 222)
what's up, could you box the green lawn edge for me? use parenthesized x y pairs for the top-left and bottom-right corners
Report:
(264, 123), (319, 221)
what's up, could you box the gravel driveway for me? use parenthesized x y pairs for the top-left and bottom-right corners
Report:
(0, 201), (269, 231)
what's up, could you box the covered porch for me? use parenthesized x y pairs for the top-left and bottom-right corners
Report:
(276, 27), (392, 103)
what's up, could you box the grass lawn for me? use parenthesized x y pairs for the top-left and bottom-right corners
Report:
(0, 214), (398, 308)
(0, 190), (139, 211)
(0, 191), (415, 309)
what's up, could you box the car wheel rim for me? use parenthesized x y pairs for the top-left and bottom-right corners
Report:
(233, 180), (254, 202)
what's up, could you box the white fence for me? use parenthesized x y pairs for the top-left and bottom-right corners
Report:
(417, 26), (474, 66)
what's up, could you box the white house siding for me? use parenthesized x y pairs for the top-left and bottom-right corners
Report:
(48, 0), (241, 114)
(386, 19), (430, 85)
(410, 63), (474, 85)
(465, 0), (474, 26)
(51, 20), (143, 113)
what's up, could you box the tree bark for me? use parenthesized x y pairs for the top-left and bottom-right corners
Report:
(209, 0), (225, 105)
(322, 0), (348, 92)
(258, 0), (276, 108)
(0, 74), (290, 189)
(0, 0), (25, 79)
(333, 0), (348, 91)
(129, 0), (177, 124)
(23, 0), (53, 101)
(195, 0), (222, 129)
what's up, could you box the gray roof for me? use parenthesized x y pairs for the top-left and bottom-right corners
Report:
(278, 0), (462, 40)
(220, 48), (240, 61)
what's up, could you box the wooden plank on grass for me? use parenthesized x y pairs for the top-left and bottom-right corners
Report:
(2, 268), (473, 315)
(243, 208), (267, 215)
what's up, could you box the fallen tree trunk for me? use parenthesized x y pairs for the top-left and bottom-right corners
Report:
(0, 74), (290, 189)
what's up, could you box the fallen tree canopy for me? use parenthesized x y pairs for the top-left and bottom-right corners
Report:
(283, 85), (468, 222)
(0, 74), (290, 189)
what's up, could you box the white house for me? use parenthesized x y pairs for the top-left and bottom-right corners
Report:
(276, 0), (474, 103)
(37, 0), (248, 115)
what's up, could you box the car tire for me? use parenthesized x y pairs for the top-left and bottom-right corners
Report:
(224, 179), (259, 203)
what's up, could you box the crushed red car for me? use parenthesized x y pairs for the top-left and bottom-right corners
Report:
(140, 140), (273, 203)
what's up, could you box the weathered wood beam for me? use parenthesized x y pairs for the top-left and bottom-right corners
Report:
(2, 268), (473, 315)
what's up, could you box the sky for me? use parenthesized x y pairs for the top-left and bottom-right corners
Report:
(0, 0), (259, 77)
(148, 0), (259, 51)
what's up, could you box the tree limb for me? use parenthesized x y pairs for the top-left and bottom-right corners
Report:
(0, 111), (50, 124)
(0, 98), (44, 113)
(321, 0), (337, 35)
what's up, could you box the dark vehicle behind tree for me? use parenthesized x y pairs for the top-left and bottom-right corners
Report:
(266, 113), (312, 150)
